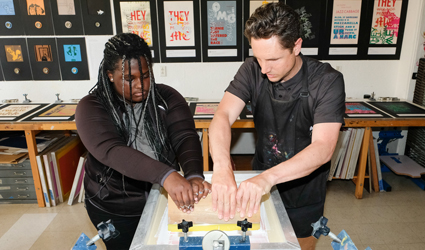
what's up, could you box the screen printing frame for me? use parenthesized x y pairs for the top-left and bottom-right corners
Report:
(130, 171), (301, 250)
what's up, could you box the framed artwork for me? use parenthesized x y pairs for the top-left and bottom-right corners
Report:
(189, 102), (219, 118)
(27, 38), (61, 80)
(114, 0), (160, 63)
(56, 37), (89, 80)
(51, 0), (84, 35)
(80, 0), (113, 35)
(0, 0), (25, 36)
(286, 0), (326, 58)
(157, 0), (201, 62)
(201, 0), (243, 62)
(344, 101), (391, 118)
(366, 0), (408, 59)
(367, 101), (425, 117)
(0, 38), (32, 80)
(0, 103), (48, 121)
(23, 103), (77, 121)
(19, 0), (54, 35)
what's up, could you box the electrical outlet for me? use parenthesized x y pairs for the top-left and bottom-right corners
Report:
(160, 66), (167, 77)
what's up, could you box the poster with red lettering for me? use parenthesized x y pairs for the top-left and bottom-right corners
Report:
(163, 1), (195, 47)
(207, 1), (236, 46)
(370, 0), (402, 44)
(120, 2), (153, 46)
(330, 0), (362, 45)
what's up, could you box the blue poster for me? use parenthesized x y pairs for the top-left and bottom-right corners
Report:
(0, 0), (15, 15)
(207, 1), (237, 46)
(63, 44), (82, 62)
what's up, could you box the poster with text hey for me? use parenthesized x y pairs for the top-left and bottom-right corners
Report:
(370, 0), (402, 44)
(164, 1), (195, 47)
(120, 2), (153, 46)
(330, 0), (362, 45)
(208, 1), (237, 46)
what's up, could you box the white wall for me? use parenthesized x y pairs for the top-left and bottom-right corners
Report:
(1, 1), (425, 103)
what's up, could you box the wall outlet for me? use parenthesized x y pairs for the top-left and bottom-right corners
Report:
(160, 66), (167, 77)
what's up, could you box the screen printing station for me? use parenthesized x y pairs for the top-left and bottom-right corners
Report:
(129, 172), (301, 250)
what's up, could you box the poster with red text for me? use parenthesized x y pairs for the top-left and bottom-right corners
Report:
(208, 1), (237, 46)
(330, 0), (362, 45)
(120, 2), (153, 46)
(164, 1), (195, 47)
(370, 0), (402, 44)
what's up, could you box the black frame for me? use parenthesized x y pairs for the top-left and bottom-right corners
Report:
(51, 0), (84, 35)
(27, 38), (61, 80)
(19, 0), (54, 35)
(367, 101), (425, 118)
(80, 0), (113, 35)
(323, 0), (408, 60)
(344, 101), (391, 118)
(0, 38), (32, 81)
(157, 0), (201, 62)
(113, 0), (160, 63)
(56, 37), (89, 80)
(201, 0), (243, 62)
(0, 0), (25, 36)
(22, 103), (77, 121)
(0, 103), (49, 121)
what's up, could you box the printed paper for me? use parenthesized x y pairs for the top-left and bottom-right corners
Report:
(370, 0), (402, 44)
(330, 0), (362, 45)
(208, 1), (237, 46)
(164, 1), (195, 47)
(120, 1), (153, 46)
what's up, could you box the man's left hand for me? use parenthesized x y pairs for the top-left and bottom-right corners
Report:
(236, 173), (272, 218)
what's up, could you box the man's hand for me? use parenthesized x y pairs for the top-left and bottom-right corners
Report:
(163, 172), (194, 213)
(211, 166), (237, 221)
(188, 177), (212, 203)
(236, 173), (272, 218)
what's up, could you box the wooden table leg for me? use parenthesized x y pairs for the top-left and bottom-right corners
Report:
(25, 130), (45, 207)
(355, 127), (371, 199)
(203, 128), (209, 171)
(369, 134), (379, 192)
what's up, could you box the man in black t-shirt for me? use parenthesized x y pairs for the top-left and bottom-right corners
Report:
(209, 3), (345, 250)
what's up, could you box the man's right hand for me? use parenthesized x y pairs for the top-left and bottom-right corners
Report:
(211, 165), (237, 221)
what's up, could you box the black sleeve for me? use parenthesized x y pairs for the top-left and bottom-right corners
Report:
(225, 58), (257, 103)
(75, 94), (174, 185)
(313, 70), (346, 125)
(157, 84), (204, 179)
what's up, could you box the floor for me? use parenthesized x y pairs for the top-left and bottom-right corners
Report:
(0, 170), (424, 250)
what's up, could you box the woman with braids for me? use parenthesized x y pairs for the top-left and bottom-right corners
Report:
(75, 33), (210, 249)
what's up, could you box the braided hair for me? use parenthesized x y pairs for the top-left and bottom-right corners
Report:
(89, 33), (172, 163)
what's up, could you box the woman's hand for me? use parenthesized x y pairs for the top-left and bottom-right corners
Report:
(188, 177), (212, 203)
(163, 172), (194, 213)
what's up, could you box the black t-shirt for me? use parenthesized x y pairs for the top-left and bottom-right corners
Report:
(226, 55), (346, 125)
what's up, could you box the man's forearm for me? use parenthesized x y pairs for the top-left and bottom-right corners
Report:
(264, 136), (338, 186)
(209, 112), (233, 168)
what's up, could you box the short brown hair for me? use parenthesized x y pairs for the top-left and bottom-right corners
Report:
(244, 2), (300, 51)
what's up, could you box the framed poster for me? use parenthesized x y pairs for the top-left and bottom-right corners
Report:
(19, 0), (54, 35)
(243, 0), (277, 59)
(56, 37), (89, 80)
(157, 0), (201, 62)
(189, 102), (219, 118)
(367, 101), (425, 117)
(23, 103), (77, 121)
(0, 103), (48, 121)
(201, 0), (242, 62)
(114, 0), (160, 63)
(27, 38), (61, 80)
(366, 0), (408, 59)
(0, 0), (25, 36)
(344, 101), (391, 118)
(0, 59), (4, 81)
(286, 0), (326, 58)
(80, 0), (113, 35)
(51, 0), (84, 35)
(0, 38), (32, 80)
